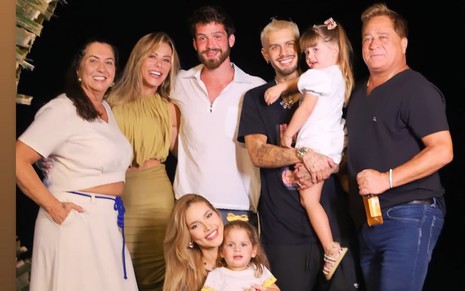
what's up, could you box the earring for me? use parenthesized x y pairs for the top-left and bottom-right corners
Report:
(110, 82), (115, 87)
(78, 77), (82, 83)
(187, 241), (194, 249)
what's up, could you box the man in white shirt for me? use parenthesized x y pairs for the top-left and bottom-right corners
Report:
(171, 5), (265, 226)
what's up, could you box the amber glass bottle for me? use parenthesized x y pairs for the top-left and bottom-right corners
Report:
(363, 194), (383, 226)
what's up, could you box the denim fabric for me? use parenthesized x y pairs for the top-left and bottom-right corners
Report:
(358, 199), (444, 291)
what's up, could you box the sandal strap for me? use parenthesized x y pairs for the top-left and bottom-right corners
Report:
(322, 245), (348, 280)
(324, 253), (337, 263)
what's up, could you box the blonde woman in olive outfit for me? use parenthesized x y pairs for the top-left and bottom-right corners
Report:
(107, 32), (181, 291)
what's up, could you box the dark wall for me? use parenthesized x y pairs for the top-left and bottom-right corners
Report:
(16, 1), (465, 290)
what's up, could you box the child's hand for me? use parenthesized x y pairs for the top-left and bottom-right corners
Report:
(280, 134), (293, 148)
(249, 283), (280, 291)
(264, 83), (286, 105)
(279, 124), (295, 147)
(249, 284), (266, 290)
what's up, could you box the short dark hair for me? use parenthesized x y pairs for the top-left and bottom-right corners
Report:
(188, 5), (236, 38)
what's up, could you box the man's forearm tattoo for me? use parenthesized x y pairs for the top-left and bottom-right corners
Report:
(256, 144), (294, 168)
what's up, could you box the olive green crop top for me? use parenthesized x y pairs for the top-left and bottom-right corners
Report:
(111, 94), (171, 166)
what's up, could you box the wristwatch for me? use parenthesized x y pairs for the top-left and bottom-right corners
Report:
(296, 147), (309, 161)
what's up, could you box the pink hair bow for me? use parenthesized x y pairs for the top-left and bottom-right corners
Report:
(324, 17), (337, 30)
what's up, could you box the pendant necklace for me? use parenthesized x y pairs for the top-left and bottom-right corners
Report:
(274, 77), (300, 109)
(280, 94), (296, 109)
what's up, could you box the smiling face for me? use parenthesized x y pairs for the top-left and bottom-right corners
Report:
(303, 37), (338, 69)
(193, 22), (234, 70)
(77, 42), (116, 99)
(361, 15), (408, 74)
(141, 42), (173, 95)
(185, 201), (224, 249)
(262, 27), (300, 80)
(220, 227), (257, 271)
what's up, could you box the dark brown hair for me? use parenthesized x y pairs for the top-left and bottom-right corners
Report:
(361, 3), (408, 38)
(64, 38), (119, 121)
(188, 5), (236, 38)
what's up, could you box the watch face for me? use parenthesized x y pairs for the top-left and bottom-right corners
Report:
(297, 147), (308, 158)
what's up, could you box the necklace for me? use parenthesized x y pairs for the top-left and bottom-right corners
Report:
(280, 93), (300, 109)
(280, 95), (294, 109)
(274, 77), (301, 109)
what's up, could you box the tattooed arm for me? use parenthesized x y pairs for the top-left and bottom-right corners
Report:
(243, 133), (337, 185)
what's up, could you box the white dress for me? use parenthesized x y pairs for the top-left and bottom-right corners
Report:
(202, 265), (277, 291)
(295, 65), (346, 164)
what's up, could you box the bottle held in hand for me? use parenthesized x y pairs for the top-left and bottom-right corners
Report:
(363, 194), (383, 226)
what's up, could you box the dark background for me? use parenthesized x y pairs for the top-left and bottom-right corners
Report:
(16, 0), (465, 290)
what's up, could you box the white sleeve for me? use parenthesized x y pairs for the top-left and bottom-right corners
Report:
(261, 266), (278, 287)
(18, 96), (74, 158)
(201, 269), (221, 291)
(297, 69), (332, 97)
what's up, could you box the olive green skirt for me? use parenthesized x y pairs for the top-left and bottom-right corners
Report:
(123, 164), (174, 291)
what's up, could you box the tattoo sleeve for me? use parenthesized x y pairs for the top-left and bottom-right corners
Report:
(255, 143), (299, 168)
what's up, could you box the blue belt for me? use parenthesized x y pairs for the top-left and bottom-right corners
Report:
(67, 191), (128, 279)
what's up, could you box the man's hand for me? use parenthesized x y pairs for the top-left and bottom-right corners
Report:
(293, 163), (314, 189)
(300, 149), (337, 184)
(356, 169), (389, 196)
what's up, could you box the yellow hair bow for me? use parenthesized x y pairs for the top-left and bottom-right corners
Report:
(226, 213), (249, 222)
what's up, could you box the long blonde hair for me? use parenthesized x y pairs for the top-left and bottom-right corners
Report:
(107, 32), (180, 106)
(163, 194), (219, 291)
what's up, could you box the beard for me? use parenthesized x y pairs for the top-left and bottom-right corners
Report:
(198, 46), (231, 70)
(273, 61), (299, 78)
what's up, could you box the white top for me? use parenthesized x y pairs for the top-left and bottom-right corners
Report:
(171, 63), (265, 211)
(18, 94), (132, 193)
(202, 265), (277, 291)
(296, 65), (345, 164)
